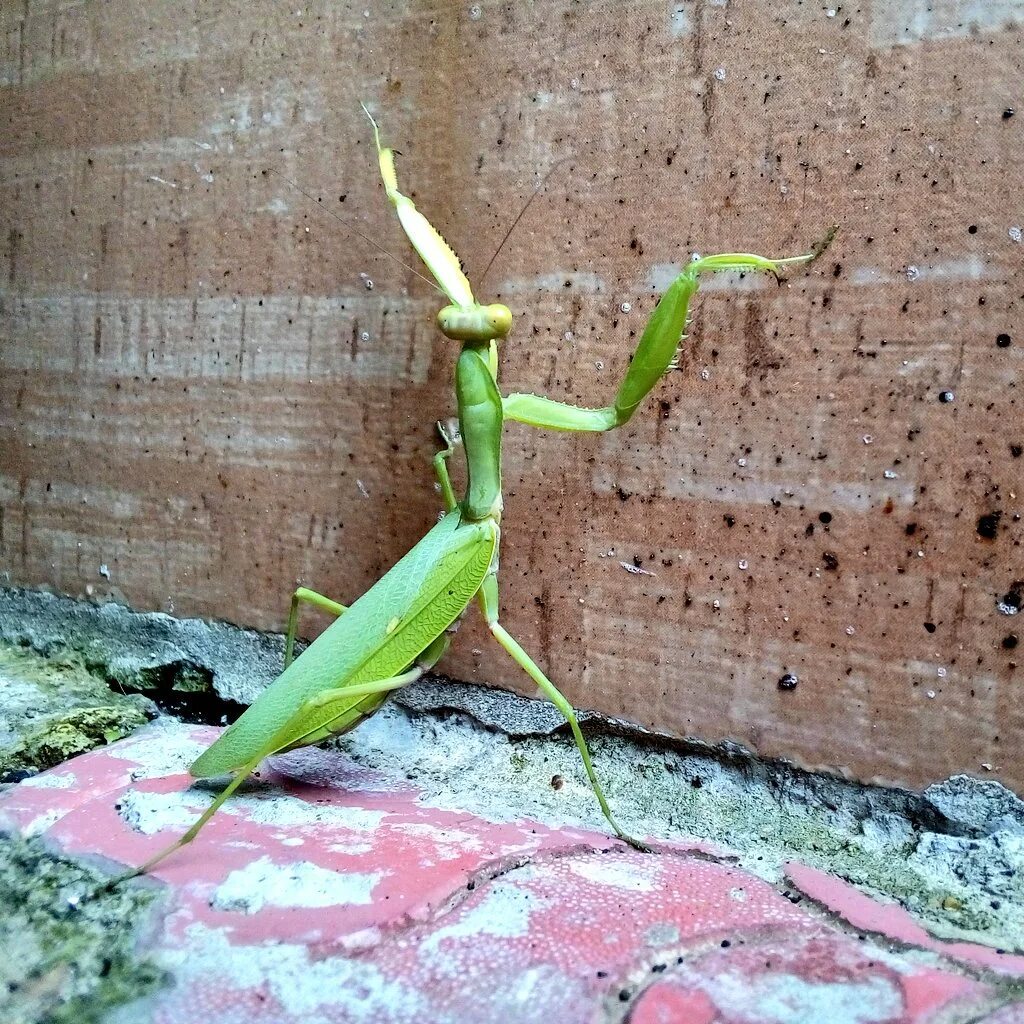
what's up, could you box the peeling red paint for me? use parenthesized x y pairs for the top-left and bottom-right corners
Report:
(0, 724), (1016, 1023)
(787, 862), (1024, 978)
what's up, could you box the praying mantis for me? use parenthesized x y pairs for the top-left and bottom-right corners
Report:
(121, 108), (826, 877)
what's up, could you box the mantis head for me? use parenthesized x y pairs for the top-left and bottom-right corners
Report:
(437, 303), (513, 343)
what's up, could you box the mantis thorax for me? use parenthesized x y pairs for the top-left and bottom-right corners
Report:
(437, 303), (513, 343)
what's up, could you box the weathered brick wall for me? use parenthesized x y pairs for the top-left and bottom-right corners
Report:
(1, 1), (1021, 790)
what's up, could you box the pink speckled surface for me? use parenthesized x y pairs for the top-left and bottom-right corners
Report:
(1, 722), (1020, 1024)
(786, 862), (1024, 978)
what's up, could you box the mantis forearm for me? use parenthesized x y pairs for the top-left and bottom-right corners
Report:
(503, 250), (817, 435)
(501, 394), (621, 432)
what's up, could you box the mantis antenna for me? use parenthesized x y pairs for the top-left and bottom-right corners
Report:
(263, 167), (446, 296)
(476, 155), (571, 291)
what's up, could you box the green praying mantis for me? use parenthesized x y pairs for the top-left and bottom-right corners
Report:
(121, 108), (827, 877)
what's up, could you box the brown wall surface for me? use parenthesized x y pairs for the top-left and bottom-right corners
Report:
(1, 1), (1021, 791)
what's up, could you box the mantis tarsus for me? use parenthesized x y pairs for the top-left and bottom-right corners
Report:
(121, 109), (826, 876)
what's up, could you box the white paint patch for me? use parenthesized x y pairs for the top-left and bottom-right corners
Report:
(205, 81), (326, 137)
(497, 271), (605, 294)
(260, 196), (290, 214)
(421, 880), (546, 954)
(119, 781), (386, 836)
(391, 822), (485, 859)
(211, 856), (383, 913)
(872, 0), (1020, 46)
(19, 771), (77, 789)
(161, 923), (431, 1019)
(645, 922), (681, 946)
(850, 266), (894, 286)
(567, 858), (656, 891)
(239, 796), (388, 831)
(668, 5), (691, 36)
(508, 965), (575, 1007)
(645, 263), (779, 292)
(327, 840), (374, 856)
(904, 255), (988, 282)
(105, 724), (211, 776)
(22, 810), (63, 836)
(118, 789), (210, 835)
(709, 970), (902, 1023)
(645, 262), (685, 291)
(594, 455), (917, 513)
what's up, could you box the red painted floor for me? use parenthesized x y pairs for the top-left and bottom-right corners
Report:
(2, 721), (1021, 1023)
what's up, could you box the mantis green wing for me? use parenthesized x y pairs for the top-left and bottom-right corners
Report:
(192, 511), (497, 777)
(113, 511), (497, 880)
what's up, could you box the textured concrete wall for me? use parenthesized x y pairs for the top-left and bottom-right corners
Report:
(1, 1), (1021, 791)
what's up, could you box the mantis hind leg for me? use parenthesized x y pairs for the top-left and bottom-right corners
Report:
(113, 634), (452, 886)
(477, 577), (649, 851)
(274, 633), (451, 751)
(285, 587), (348, 667)
(109, 761), (257, 885)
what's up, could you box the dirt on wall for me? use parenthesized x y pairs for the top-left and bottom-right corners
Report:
(1, 1), (1021, 792)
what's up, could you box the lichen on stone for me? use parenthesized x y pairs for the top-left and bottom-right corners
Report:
(0, 645), (155, 781)
(0, 834), (166, 1023)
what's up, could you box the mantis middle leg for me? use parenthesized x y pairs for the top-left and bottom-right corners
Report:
(285, 587), (348, 667)
(433, 421), (459, 513)
(286, 422), (460, 672)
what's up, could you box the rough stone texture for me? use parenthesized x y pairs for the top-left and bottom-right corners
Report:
(0, 643), (154, 782)
(0, 586), (280, 709)
(1, 1), (1021, 795)
(3, 587), (1024, 956)
(0, 834), (166, 1024)
(2, 719), (1024, 1024)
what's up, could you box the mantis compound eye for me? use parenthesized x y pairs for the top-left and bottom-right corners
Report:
(484, 304), (513, 338)
(437, 303), (514, 342)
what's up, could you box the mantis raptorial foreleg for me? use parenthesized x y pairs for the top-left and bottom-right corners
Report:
(503, 252), (814, 433)
(284, 587), (348, 668)
(433, 422), (460, 513)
